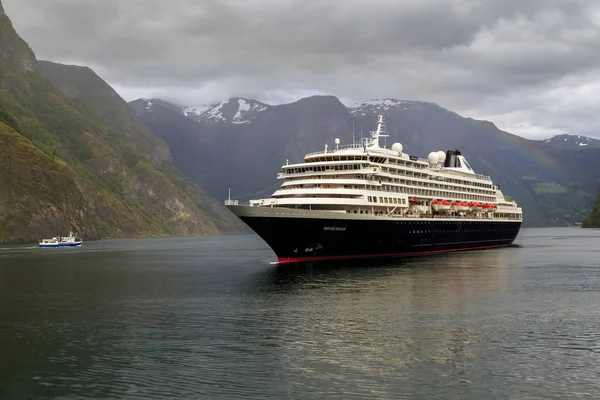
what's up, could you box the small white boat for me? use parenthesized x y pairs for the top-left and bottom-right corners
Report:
(39, 231), (82, 248)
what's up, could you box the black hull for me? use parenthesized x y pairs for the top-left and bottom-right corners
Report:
(238, 214), (521, 263)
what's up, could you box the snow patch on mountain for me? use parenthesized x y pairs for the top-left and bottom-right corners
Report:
(181, 104), (210, 117)
(348, 98), (408, 115)
(206, 100), (228, 122)
(181, 98), (269, 125)
(232, 99), (251, 124)
(130, 98), (155, 116)
(542, 134), (600, 148)
(232, 99), (268, 124)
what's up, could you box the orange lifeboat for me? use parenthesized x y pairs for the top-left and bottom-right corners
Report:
(452, 201), (470, 212)
(482, 203), (497, 212)
(431, 199), (451, 212)
(469, 202), (482, 212)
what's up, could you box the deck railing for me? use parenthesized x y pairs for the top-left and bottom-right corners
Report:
(304, 144), (366, 157)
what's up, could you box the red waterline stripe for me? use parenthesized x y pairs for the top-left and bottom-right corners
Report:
(277, 244), (508, 264)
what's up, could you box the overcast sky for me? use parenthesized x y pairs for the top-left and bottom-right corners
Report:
(5, 0), (600, 139)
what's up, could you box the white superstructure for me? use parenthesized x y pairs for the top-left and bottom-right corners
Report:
(245, 115), (522, 222)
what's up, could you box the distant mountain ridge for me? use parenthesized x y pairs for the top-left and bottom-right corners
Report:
(150, 95), (599, 148)
(130, 95), (600, 227)
(348, 98), (412, 115)
(134, 97), (271, 126)
(183, 98), (269, 125)
(541, 134), (600, 150)
(137, 95), (600, 158)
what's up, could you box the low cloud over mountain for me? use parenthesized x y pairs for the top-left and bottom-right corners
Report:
(6, 0), (600, 139)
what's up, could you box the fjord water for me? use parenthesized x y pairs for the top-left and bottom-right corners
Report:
(1, 228), (599, 399)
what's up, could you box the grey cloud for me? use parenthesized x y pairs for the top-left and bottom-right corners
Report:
(4, 0), (600, 138)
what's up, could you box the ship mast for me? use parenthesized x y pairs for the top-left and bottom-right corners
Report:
(368, 114), (389, 148)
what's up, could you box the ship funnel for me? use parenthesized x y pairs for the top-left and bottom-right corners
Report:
(444, 149), (462, 168)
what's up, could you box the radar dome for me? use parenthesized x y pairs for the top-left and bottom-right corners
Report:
(334, 138), (340, 145)
(437, 151), (446, 162)
(391, 142), (403, 153)
(428, 152), (440, 164)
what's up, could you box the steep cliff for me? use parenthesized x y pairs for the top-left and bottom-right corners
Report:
(0, 2), (242, 243)
(0, 121), (93, 242)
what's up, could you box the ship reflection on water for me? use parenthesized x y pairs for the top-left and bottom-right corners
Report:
(248, 247), (521, 388)
(264, 245), (518, 289)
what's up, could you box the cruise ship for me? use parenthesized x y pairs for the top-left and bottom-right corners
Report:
(226, 115), (522, 263)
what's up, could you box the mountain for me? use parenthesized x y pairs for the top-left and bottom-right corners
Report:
(130, 98), (215, 189)
(582, 193), (600, 228)
(0, 118), (92, 242)
(348, 98), (411, 116)
(0, 3), (36, 73)
(132, 94), (600, 227)
(181, 97), (270, 125)
(134, 97), (271, 125)
(37, 61), (172, 166)
(346, 99), (600, 226)
(538, 134), (600, 150)
(131, 95), (352, 201)
(0, 3), (242, 243)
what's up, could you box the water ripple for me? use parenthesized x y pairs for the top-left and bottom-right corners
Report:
(1, 229), (600, 398)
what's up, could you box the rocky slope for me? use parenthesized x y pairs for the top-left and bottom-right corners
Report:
(0, 121), (93, 242)
(0, 2), (242, 243)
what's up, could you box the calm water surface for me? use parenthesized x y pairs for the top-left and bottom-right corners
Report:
(1, 228), (600, 399)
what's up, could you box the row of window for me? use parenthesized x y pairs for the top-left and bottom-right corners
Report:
(406, 229), (517, 234)
(283, 177), (496, 202)
(308, 156), (367, 162)
(338, 208), (521, 220)
(385, 157), (428, 169)
(306, 153), (493, 186)
(367, 196), (407, 205)
(285, 164), (363, 174)
(380, 166), (493, 189)
(279, 183), (494, 202)
(346, 210), (402, 215)
(284, 167), (495, 196)
(376, 178), (494, 197)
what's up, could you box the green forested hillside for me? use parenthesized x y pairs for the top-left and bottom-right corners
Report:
(0, 121), (94, 242)
(0, 2), (241, 242)
(582, 193), (600, 228)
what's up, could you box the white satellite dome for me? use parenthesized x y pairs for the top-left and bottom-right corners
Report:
(437, 151), (446, 163)
(334, 138), (340, 145)
(428, 152), (440, 164)
(391, 142), (403, 153)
